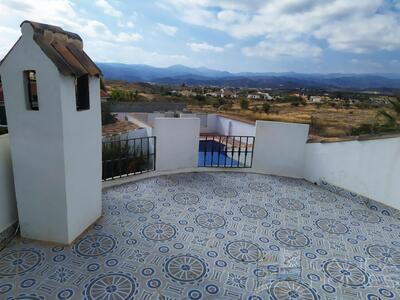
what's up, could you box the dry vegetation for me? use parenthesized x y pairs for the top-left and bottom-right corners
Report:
(190, 101), (400, 140)
(104, 80), (400, 140)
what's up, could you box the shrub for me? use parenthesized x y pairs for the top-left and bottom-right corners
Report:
(240, 99), (249, 110)
(310, 116), (324, 135)
(194, 94), (206, 102)
(213, 98), (228, 109)
(110, 88), (140, 101)
(262, 103), (271, 113)
(101, 103), (117, 125)
(284, 95), (306, 105)
(350, 123), (375, 136)
(219, 103), (232, 111)
(102, 139), (152, 180)
(0, 127), (8, 136)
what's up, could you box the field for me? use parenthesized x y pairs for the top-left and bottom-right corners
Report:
(190, 102), (400, 140)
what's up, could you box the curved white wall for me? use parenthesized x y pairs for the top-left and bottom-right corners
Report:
(304, 137), (400, 210)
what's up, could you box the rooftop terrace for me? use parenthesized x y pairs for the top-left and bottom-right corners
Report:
(1, 172), (399, 299)
(0, 20), (399, 300)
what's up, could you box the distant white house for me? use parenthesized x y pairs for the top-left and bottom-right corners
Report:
(309, 96), (323, 103)
(247, 94), (261, 100)
(258, 92), (273, 100)
(248, 92), (273, 100)
(220, 88), (237, 99)
(180, 89), (197, 97)
(205, 91), (220, 97)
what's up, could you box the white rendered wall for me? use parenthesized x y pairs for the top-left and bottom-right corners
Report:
(153, 118), (200, 171)
(147, 112), (165, 127)
(180, 113), (194, 118)
(0, 30), (69, 243)
(304, 137), (400, 210)
(216, 116), (255, 136)
(60, 76), (102, 242)
(198, 114), (254, 135)
(124, 113), (150, 126)
(199, 114), (217, 134)
(198, 113), (209, 130)
(252, 121), (310, 178)
(0, 24), (101, 244)
(125, 114), (153, 136)
(0, 135), (18, 233)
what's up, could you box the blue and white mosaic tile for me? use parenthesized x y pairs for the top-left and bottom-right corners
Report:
(1, 172), (400, 299)
(320, 180), (400, 220)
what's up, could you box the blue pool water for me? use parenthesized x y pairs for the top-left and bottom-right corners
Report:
(198, 140), (240, 167)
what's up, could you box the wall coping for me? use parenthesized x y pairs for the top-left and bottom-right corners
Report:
(307, 132), (400, 144)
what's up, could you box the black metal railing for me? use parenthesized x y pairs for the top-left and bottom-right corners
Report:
(102, 136), (156, 181)
(198, 135), (255, 168)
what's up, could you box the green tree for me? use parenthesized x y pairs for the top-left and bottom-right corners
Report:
(110, 89), (124, 101)
(127, 91), (134, 101)
(100, 77), (106, 91)
(101, 103), (117, 125)
(240, 98), (249, 110)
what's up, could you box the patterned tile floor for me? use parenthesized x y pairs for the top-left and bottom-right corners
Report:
(1, 172), (400, 299)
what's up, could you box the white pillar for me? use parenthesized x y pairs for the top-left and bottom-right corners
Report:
(153, 118), (200, 171)
(252, 121), (309, 178)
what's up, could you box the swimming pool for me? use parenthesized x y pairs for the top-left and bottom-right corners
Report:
(198, 140), (240, 167)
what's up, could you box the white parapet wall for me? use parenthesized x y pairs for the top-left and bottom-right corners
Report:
(0, 135), (18, 235)
(252, 121), (310, 178)
(216, 115), (255, 136)
(304, 136), (400, 210)
(198, 114), (255, 135)
(101, 116), (399, 212)
(153, 118), (200, 171)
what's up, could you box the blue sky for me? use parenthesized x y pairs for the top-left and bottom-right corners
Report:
(0, 0), (400, 73)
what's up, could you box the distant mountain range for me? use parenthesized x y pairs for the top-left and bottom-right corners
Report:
(97, 63), (400, 90)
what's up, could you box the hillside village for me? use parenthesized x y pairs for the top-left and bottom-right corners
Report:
(99, 80), (400, 140)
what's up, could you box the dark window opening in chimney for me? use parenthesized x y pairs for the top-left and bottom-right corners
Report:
(24, 70), (39, 111)
(76, 74), (90, 111)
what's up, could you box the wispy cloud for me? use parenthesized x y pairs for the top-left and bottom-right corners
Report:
(157, 23), (178, 36)
(243, 39), (322, 58)
(87, 40), (190, 67)
(118, 21), (135, 28)
(95, 0), (122, 17)
(187, 42), (232, 53)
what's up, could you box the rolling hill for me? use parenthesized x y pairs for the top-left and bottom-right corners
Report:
(97, 63), (400, 90)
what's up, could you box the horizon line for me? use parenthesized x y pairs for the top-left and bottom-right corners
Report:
(95, 62), (400, 76)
